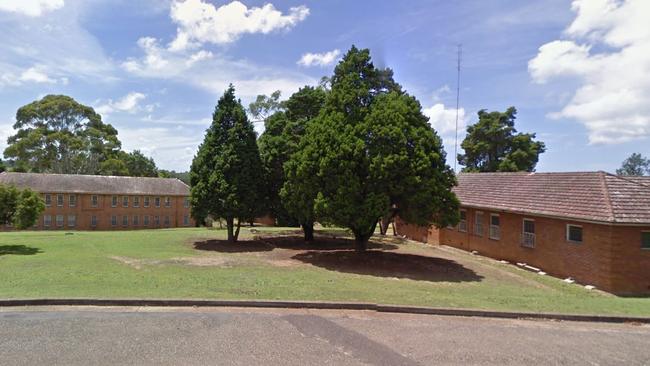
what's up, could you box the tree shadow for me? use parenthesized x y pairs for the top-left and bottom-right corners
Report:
(0, 245), (42, 256)
(291, 250), (483, 283)
(193, 236), (398, 254)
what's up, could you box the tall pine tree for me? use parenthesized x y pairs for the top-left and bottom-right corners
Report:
(190, 85), (265, 242)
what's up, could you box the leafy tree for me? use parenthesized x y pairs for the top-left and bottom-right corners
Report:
(285, 46), (459, 250)
(99, 157), (129, 176)
(159, 170), (190, 185)
(248, 90), (283, 122)
(124, 150), (158, 177)
(0, 185), (44, 229)
(190, 85), (265, 242)
(4, 95), (122, 174)
(258, 86), (326, 232)
(616, 153), (650, 176)
(458, 107), (545, 172)
(0, 159), (5, 173)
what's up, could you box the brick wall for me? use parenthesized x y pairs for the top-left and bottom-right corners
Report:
(396, 207), (650, 295)
(393, 217), (440, 245)
(36, 193), (194, 230)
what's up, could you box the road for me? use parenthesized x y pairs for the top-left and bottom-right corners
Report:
(1, 306), (649, 365)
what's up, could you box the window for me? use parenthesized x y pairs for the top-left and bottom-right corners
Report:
(91, 195), (98, 207)
(133, 196), (140, 208)
(489, 214), (500, 240)
(57, 194), (64, 207)
(164, 197), (171, 208)
(44, 215), (52, 228)
(111, 215), (117, 226)
(144, 196), (150, 208)
(122, 196), (129, 208)
(112, 196), (118, 207)
(69, 194), (76, 207)
(154, 215), (160, 226)
(522, 219), (536, 248)
(56, 215), (64, 227)
(183, 215), (190, 226)
(164, 216), (170, 227)
(474, 211), (484, 236)
(67, 215), (76, 228)
(133, 215), (139, 226)
(566, 224), (583, 243)
(45, 194), (52, 207)
(183, 197), (190, 208)
(91, 216), (97, 227)
(122, 215), (128, 227)
(642, 232), (650, 250)
(144, 215), (150, 226)
(458, 210), (467, 232)
(155, 197), (161, 208)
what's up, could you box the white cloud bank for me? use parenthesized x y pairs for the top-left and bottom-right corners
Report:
(528, 0), (650, 144)
(297, 49), (341, 67)
(168, 0), (309, 50)
(0, 0), (63, 17)
(424, 102), (467, 156)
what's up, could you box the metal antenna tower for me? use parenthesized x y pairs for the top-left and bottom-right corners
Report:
(454, 44), (462, 173)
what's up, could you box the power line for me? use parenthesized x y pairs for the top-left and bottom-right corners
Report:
(454, 44), (462, 173)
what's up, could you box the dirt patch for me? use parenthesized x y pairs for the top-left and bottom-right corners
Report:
(110, 255), (236, 269)
(292, 250), (483, 282)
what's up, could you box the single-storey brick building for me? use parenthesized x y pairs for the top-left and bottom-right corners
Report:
(0, 172), (194, 230)
(396, 172), (650, 295)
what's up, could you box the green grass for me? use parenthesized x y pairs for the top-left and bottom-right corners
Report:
(1, 228), (649, 316)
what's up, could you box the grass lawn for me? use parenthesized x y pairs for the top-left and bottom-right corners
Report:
(1, 227), (649, 316)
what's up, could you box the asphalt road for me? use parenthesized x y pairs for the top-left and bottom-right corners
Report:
(1, 307), (649, 365)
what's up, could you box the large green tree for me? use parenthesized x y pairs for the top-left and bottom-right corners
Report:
(457, 107), (545, 172)
(285, 46), (459, 250)
(258, 86), (326, 232)
(4, 95), (122, 174)
(190, 85), (265, 242)
(616, 153), (649, 176)
(0, 185), (45, 229)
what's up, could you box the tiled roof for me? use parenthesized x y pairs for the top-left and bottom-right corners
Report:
(0, 172), (190, 196)
(454, 172), (650, 224)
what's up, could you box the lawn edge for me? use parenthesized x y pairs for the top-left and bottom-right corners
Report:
(1, 299), (648, 324)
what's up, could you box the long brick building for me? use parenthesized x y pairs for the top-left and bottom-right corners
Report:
(396, 172), (650, 295)
(0, 172), (194, 230)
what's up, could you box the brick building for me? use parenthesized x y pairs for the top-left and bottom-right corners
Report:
(396, 172), (650, 295)
(0, 172), (194, 230)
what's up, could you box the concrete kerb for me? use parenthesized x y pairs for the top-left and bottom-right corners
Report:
(1, 299), (649, 324)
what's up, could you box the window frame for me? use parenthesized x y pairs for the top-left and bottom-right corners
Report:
(91, 195), (99, 208)
(458, 209), (467, 232)
(183, 215), (190, 226)
(122, 215), (129, 227)
(489, 213), (500, 240)
(474, 211), (484, 237)
(155, 197), (161, 208)
(57, 194), (64, 207)
(566, 224), (583, 244)
(69, 194), (76, 208)
(111, 215), (117, 227)
(183, 197), (190, 208)
(521, 218), (536, 248)
(642, 231), (650, 250)
(133, 196), (140, 208)
(112, 196), (118, 208)
(144, 215), (150, 226)
(154, 215), (160, 226)
(164, 196), (171, 208)
(164, 215), (170, 227)
(144, 196), (150, 208)
(91, 215), (97, 227)
(44, 215), (52, 228)
(133, 215), (139, 226)
(45, 194), (52, 207)
(56, 214), (64, 227)
(67, 215), (76, 228)
(122, 196), (129, 208)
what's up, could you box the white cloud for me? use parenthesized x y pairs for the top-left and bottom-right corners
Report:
(96, 92), (147, 116)
(19, 66), (56, 83)
(528, 0), (650, 144)
(119, 126), (203, 171)
(122, 35), (314, 99)
(423, 102), (467, 154)
(297, 49), (341, 67)
(168, 0), (309, 51)
(0, 0), (64, 17)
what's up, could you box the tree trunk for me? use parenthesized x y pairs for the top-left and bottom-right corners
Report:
(302, 221), (314, 242)
(234, 219), (242, 242)
(226, 217), (235, 243)
(353, 221), (378, 252)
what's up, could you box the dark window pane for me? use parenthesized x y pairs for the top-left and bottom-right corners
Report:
(642, 232), (650, 249)
(491, 215), (500, 226)
(523, 220), (535, 233)
(568, 226), (583, 242)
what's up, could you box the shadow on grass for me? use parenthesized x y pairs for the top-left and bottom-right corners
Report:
(292, 250), (483, 283)
(193, 236), (398, 253)
(0, 245), (42, 256)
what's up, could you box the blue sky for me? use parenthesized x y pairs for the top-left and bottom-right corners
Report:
(1, 0), (648, 172)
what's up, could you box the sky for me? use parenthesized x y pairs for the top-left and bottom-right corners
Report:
(0, 0), (649, 173)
